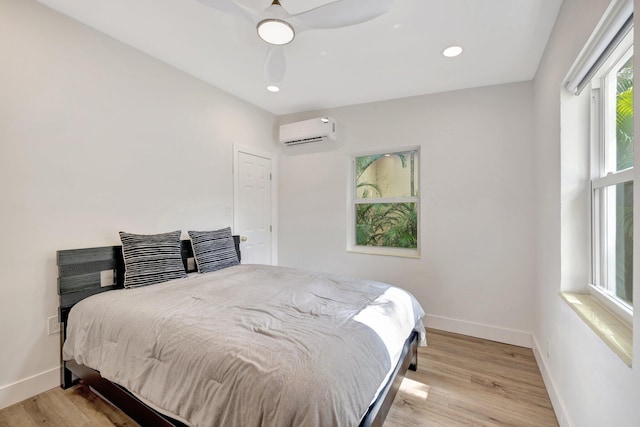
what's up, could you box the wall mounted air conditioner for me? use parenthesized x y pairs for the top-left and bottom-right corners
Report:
(279, 117), (337, 147)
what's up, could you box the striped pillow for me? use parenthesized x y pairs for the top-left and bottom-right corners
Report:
(188, 227), (239, 273)
(119, 230), (187, 288)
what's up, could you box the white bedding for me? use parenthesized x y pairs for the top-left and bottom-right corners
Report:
(63, 264), (426, 427)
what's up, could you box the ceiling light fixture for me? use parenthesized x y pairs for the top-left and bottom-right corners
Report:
(257, 0), (295, 45)
(266, 85), (280, 93)
(442, 46), (463, 58)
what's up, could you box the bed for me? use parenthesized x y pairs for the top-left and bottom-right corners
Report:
(57, 234), (426, 426)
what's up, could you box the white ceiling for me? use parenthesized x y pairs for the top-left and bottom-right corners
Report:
(36, 0), (563, 115)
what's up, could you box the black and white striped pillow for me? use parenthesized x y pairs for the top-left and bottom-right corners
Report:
(188, 227), (239, 273)
(119, 230), (187, 288)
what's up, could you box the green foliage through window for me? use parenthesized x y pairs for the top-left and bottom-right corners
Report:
(356, 203), (417, 248)
(615, 57), (633, 304)
(354, 150), (418, 249)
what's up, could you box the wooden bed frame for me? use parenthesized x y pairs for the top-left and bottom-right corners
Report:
(57, 236), (418, 427)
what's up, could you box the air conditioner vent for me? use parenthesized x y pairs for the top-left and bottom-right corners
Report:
(282, 136), (326, 146)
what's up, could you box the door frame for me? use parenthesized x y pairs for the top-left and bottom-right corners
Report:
(233, 144), (278, 265)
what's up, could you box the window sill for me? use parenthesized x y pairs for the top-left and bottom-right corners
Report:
(561, 292), (633, 367)
(346, 247), (420, 259)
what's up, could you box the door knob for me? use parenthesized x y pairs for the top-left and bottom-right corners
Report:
(240, 236), (248, 242)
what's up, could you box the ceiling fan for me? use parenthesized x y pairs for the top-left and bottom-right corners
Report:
(198, 0), (394, 85)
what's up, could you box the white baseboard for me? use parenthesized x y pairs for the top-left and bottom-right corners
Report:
(0, 367), (59, 410)
(424, 314), (532, 348)
(531, 335), (574, 427)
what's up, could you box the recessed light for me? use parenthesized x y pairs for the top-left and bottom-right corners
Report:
(442, 46), (463, 58)
(266, 85), (280, 93)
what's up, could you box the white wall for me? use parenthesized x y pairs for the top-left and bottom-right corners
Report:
(533, 0), (640, 425)
(560, 88), (592, 293)
(0, 0), (276, 409)
(278, 82), (537, 347)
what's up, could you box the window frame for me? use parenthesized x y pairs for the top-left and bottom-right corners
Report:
(588, 29), (634, 326)
(347, 146), (421, 258)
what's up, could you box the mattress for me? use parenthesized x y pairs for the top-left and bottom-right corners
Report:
(63, 264), (426, 427)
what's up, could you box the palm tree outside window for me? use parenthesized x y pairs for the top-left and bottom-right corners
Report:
(351, 148), (420, 255)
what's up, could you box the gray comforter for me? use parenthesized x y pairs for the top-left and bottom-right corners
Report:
(63, 264), (426, 427)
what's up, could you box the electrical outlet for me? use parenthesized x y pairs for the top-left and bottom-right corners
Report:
(100, 269), (115, 287)
(48, 315), (60, 335)
(546, 339), (550, 359)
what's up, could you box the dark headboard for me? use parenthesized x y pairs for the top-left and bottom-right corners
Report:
(57, 236), (241, 323)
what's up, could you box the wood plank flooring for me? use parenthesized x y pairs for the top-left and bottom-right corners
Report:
(385, 330), (558, 426)
(0, 329), (558, 426)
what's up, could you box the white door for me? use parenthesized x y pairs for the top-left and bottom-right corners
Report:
(235, 149), (272, 264)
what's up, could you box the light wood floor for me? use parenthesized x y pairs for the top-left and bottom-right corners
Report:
(0, 330), (558, 427)
(385, 330), (558, 426)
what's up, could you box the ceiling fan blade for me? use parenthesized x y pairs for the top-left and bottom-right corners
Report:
(197, 0), (259, 23)
(290, 0), (393, 30)
(264, 46), (286, 83)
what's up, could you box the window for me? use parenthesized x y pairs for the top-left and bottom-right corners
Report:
(590, 29), (634, 322)
(348, 148), (420, 257)
(562, 0), (634, 361)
